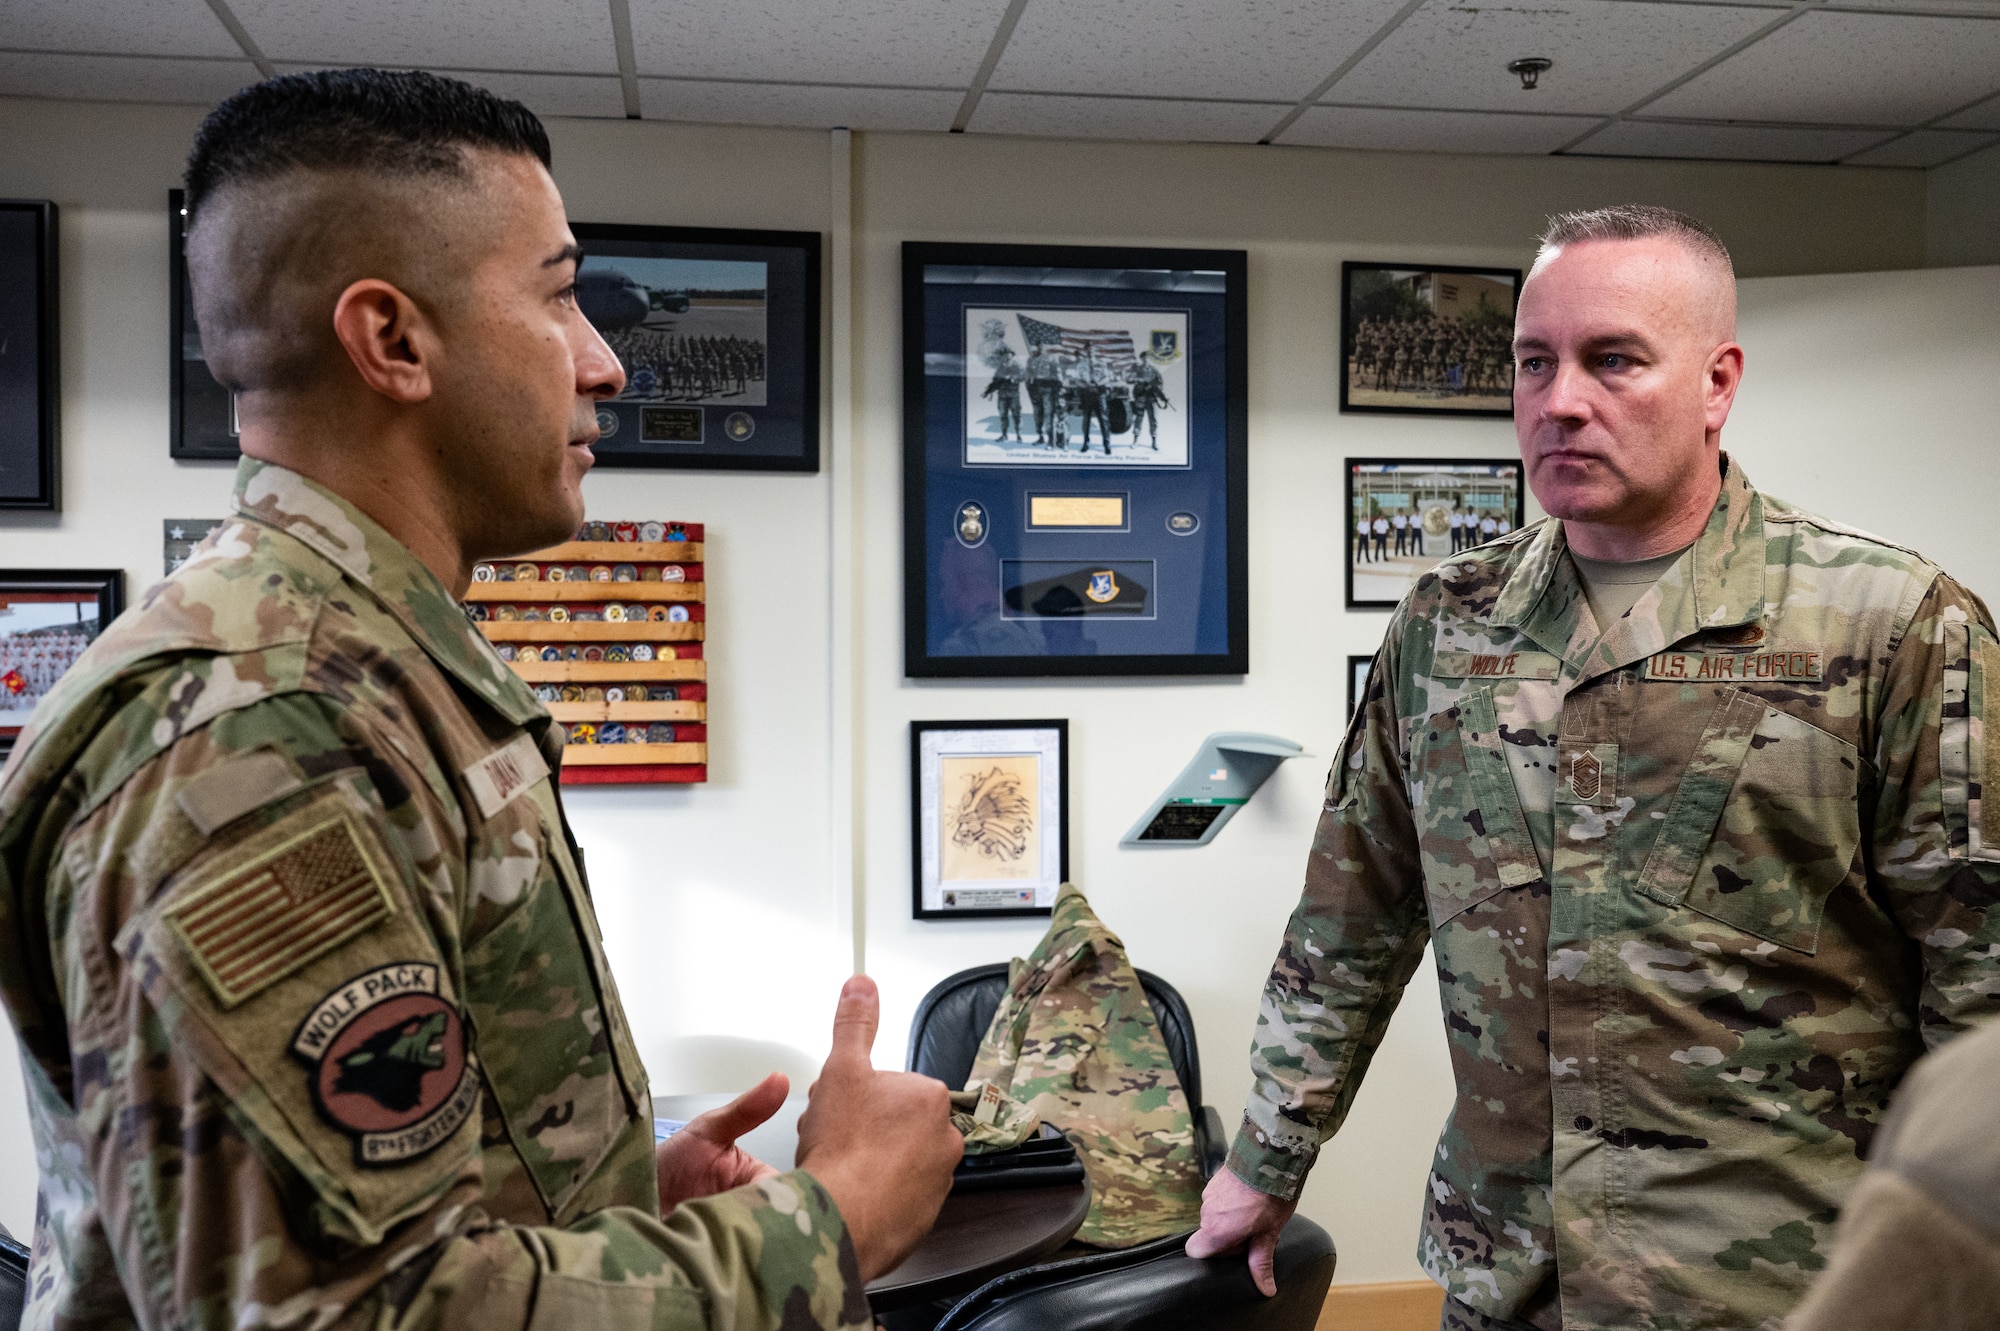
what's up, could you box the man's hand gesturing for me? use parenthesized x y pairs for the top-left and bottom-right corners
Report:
(654, 1071), (788, 1214)
(795, 976), (964, 1281)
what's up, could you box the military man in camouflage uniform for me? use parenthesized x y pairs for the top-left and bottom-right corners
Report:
(0, 69), (960, 1331)
(1190, 205), (2000, 1330)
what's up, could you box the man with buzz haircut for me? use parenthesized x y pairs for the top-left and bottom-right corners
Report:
(1189, 204), (2000, 1330)
(0, 70), (961, 1331)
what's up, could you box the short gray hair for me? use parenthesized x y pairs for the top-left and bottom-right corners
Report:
(1536, 204), (1733, 275)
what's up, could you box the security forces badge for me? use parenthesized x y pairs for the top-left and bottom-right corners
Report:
(956, 500), (989, 548)
(1149, 330), (1180, 363)
(292, 962), (481, 1167)
(1086, 570), (1120, 603)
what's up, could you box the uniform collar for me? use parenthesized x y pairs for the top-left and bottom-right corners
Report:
(232, 458), (544, 729)
(1490, 453), (1766, 678)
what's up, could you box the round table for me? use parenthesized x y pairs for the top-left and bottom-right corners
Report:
(655, 1094), (1092, 1313)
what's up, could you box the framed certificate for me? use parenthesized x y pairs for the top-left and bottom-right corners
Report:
(571, 223), (820, 472)
(911, 719), (1068, 920)
(902, 242), (1248, 677)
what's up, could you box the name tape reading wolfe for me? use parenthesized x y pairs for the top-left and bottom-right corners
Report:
(463, 733), (550, 819)
(1431, 651), (1562, 681)
(1644, 650), (1824, 683)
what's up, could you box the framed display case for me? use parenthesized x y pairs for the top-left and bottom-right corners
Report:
(0, 569), (125, 756)
(571, 223), (821, 472)
(903, 242), (1248, 677)
(0, 198), (61, 508)
(911, 718), (1068, 920)
(466, 521), (708, 785)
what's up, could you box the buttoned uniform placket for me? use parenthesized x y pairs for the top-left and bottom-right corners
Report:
(1482, 472), (1770, 1324)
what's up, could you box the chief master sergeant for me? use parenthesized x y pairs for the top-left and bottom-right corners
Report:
(1189, 205), (2000, 1330)
(0, 69), (962, 1331)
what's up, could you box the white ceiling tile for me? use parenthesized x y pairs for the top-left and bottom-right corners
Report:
(0, 51), (257, 105)
(1645, 11), (2000, 125)
(230, 0), (617, 72)
(967, 93), (1285, 142)
(1569, 119), (1892, 162)
(630, 0), (1000, 85)
(1328, 0), (1775, 117)
(2, 0), (243, 58)
(986, 0), (1413, 103)
(1823, 0), (2000, 13)
(637, 79), (960, 131)
(1938, 93), (2000, 129)
(271, 64), (628, 120)
(1841, 127), (2000, 164)
(1279, 105), (1601, 154)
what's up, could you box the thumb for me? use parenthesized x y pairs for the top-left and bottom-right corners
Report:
(687, 1071), (789, 1145)
(1248, 1229), (1280, 1298)
(828, 974), (880, 1068)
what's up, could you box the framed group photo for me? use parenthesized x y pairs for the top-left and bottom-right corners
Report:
(0, 198), (61, 507)
(903, 242), (1248, 678)
(1340, 261), (1521, 418)
(572, 223), (820, 472)
(1347, 457), (1524, 610)
(0, 569), (125, 756)
(911, 719), (1068, 920)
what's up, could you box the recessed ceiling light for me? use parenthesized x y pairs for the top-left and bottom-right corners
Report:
(1507, 57), (1553, 91)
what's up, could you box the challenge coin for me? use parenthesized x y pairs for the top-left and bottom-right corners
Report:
(514, 562), (539, 581)
(631, 644), (655, 661)
(640, 521), (665, 542)
(582, 645), (604, 662)
(613, 523), (639, 542)
(666, 605), (690, 623)
(472, 564), (496, 582)
(660, 565), (685, 583)
(613, 564), (637, 582)
(590, 565), (613, 582)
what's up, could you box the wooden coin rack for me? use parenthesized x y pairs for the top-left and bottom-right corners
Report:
(464, 521), (707, 785)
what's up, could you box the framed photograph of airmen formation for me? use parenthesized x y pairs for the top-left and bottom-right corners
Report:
(1347, 457), (1524, 610)
(0, 199), (60, 508)
(1347, 654), (1373, 721)
(571, 224), (820, 472)
(912, 719), (1068, 920)
(903, 242), (1248, 678)
(1340, 261), (1520, 418)
(0, 569), (125, 757)
(169, 190), (240, 462)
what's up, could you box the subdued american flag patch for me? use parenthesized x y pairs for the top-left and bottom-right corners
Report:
(168, 813), (396, 1009)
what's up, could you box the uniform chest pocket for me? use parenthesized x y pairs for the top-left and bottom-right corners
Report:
(1637, 689), (1860, 953)
(1408, 686), (1545, 929)
(461, 802), (646, 1221)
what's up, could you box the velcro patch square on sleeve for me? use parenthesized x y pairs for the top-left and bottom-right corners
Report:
(166, 812), (397, 1010)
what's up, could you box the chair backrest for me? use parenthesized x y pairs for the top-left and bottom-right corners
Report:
(0, 1231), (28, 1331)
(906, 963), (1202, 1108)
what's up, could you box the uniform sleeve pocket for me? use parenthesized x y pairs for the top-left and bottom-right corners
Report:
(1641, 689), (1861, 953)
(1407, 686), (1544, 929)
(1942, 622), (2000, 863)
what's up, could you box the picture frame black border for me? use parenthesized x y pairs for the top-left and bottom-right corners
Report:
(0, 568), (126, 756)
(569, 222), (822, 473)
(0, 198), (61, 509)
(902, 241), (1249, 678)
(910, 717), (1069, 921)
(1344, 455), (1526, 610)
(1338, 260), (1523, 420)
(1347, 654), (1374, 721)
(168, 189), (239, 463)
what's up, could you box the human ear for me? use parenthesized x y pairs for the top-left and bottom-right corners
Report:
(330, 278), (437, 404)
(1704, 341), (1745, 434)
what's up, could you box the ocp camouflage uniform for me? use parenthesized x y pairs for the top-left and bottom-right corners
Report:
(0, 459), (867, 1331)
(970, 884), (1203, 1248)
(1228, 456), (2000, 1330)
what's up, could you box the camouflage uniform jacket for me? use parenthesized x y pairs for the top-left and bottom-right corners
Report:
(969, 884), (1202, 1248)
(0, 459), (865, 1331)
(1227, 456), (2000, 1330)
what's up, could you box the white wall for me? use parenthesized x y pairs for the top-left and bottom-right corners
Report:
(2, 95), (1990, 1284)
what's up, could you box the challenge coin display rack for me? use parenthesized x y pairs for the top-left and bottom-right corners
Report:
(465, 520), (706, 785)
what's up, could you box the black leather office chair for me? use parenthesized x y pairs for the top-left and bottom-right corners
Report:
(900, 964), (1336, 1331)
(0, 1230), (29, 1330)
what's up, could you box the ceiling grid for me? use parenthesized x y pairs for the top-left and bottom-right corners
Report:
(0, 0), (1995, 168)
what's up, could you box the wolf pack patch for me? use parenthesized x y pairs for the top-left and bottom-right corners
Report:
(291, 961), (479, 1166)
